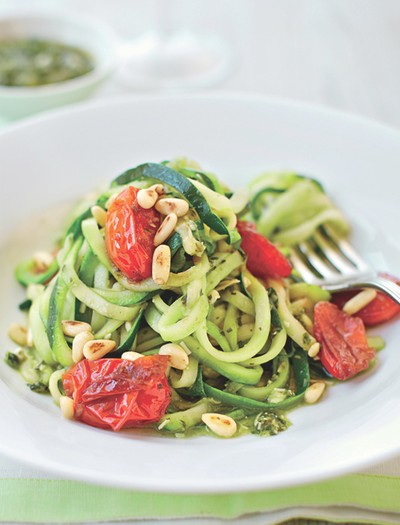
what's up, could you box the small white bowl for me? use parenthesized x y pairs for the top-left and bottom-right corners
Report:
(0, 9), (117, 120)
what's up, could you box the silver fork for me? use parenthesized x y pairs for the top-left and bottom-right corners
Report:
(290, 225), (400, 304)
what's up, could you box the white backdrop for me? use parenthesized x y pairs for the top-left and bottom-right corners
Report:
(1, 0), (400, 127)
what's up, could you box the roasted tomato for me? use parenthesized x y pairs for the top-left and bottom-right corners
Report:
(62, 355), (171, 431)
(314, 301), (375, 380)
(237, 221), (292, 279)
(332, 274), (400, 326)
(105, 186), (161, 281)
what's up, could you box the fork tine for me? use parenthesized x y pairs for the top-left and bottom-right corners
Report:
(297, 239), (340, 280)
(290, 247), (321, 283)
(322, 225), (370, 272)
(313, 229), (359, 275)
(290, 227), (400, 303)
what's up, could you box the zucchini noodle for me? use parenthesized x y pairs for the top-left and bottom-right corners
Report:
(7, 158), (356, 439)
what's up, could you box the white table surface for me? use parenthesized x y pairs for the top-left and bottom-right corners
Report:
(1, 0), (400, 523)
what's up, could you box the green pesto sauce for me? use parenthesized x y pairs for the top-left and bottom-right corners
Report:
(158, 409), (291, 439)
(0, 38), (94, 87)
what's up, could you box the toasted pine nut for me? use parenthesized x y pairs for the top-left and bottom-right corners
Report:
(342, 289), (378, 316)
(91, 205), (107, 227)
(216, 279), (240, 292)
(159, 343), (189, 370)
(121, 351), (143, 361)
(154, 213), (178, 246)
(208, 290), (220, 305)
(83, 339), (116, 361)
(202, 413), (237, 438)
(149, 183), (165, 195)
(7, 323), (28, 346)
(155, 198), (189, 217)
(137, 188), (159, 209)
(62, 320), (92, 338)
(33, 250), (54, 271)
(308, 342), (320, 358)
(304, 382), (326, 404)
(60, 396), (75, 419)
(72, 331), (94, 363)
(152, 245), (171, 285)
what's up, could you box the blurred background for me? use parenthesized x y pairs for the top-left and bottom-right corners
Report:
(0, 0), (399, 127)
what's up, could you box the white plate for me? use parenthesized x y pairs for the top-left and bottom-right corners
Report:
(0, 94), (400, 494)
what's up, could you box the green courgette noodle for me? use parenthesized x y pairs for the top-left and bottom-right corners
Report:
(7, 157), (363, 438)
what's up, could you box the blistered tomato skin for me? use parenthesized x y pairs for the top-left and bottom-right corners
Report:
(237, 221), (292, 279)
(62, 355), (171, 431)
(332, 274), (400, 326)
(105, 186), (161, 282)
(314, 301), (375, 380)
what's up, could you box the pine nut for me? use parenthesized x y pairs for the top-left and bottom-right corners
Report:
(14, 347), (26, 362)
(26, 329), (33, 348)
(121, 351), (143, 361)
(72, 331), (94, 363)
(159, 343), (189, 370)
(83, 339), (116, 361)
(342, 289), (378, 316)
(155, 198), (189, 217)
(33, 250), (54, 271)
(308, 342), (320, 358)
(91, 205), (107, 227)
(208, 290), (220, 305)
(60, 396), (75, 419)
(137, 188), (159, 209)
(216, 279), (240, 291)
(304, 382), (326, 404)
(149, 184), (165, 195)
(62, 320), (92, 338)
(7, 323), (28, 346)
(152, 245), (171, 285)
(154, 213), (178, 246)
(202, 413), (237, 438)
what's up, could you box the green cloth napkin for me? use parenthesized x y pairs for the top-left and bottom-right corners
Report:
(0, 473), (399, 523)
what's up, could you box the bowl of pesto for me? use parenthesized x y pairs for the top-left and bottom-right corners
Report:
(0, 9), (117, 120)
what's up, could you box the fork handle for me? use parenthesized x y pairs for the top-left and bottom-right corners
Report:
(322, 275), (400, 305)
